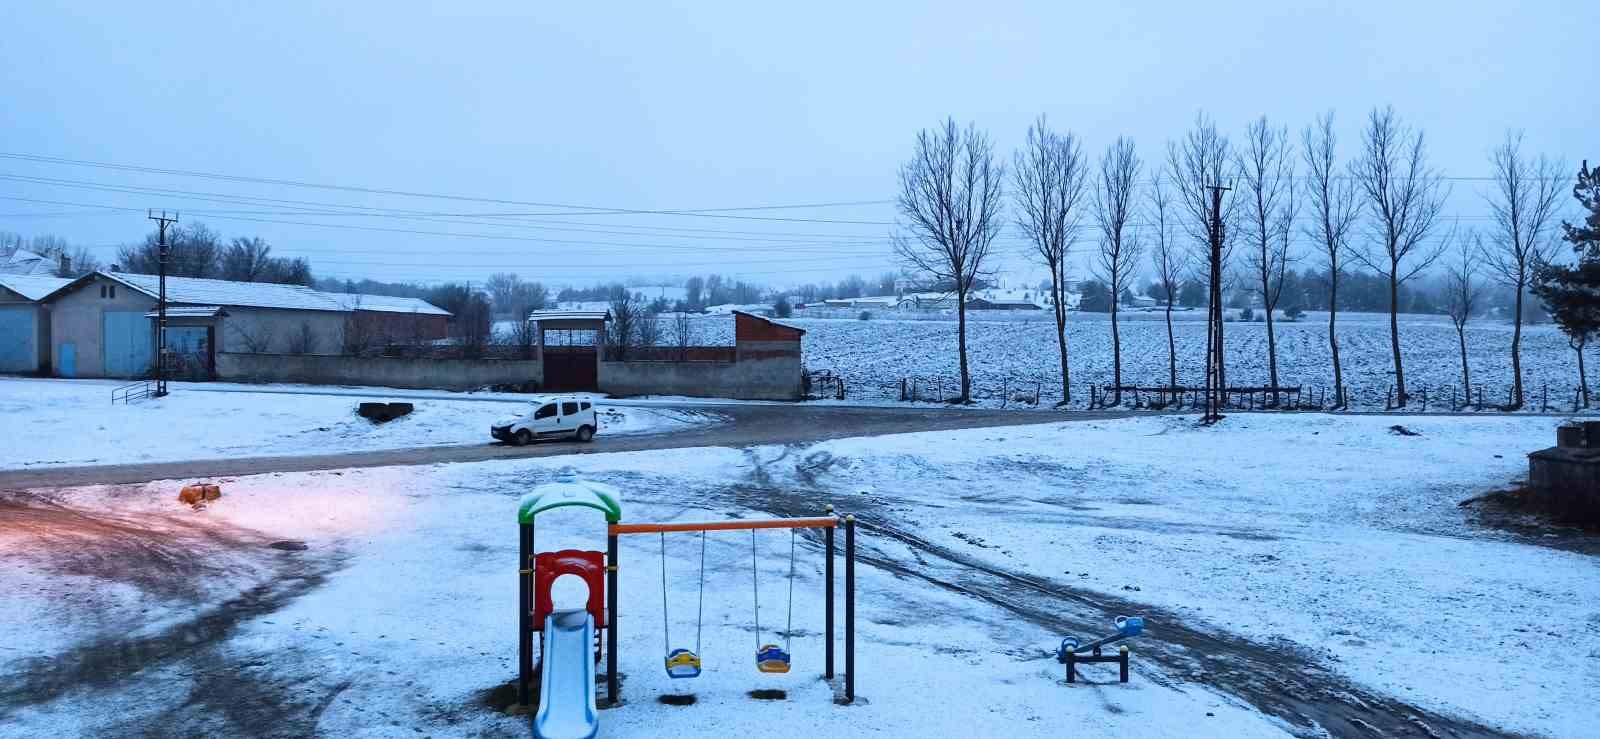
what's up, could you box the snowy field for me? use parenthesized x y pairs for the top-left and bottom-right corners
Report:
(671, 310), (1591, 411)
(2, 413), (1593, 737)
(0, 378), (715, 469)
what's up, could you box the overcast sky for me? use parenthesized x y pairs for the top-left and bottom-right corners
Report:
(1, 1), (1593, 290)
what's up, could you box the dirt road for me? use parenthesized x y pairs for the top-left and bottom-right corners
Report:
(0, 404), (1130, 488)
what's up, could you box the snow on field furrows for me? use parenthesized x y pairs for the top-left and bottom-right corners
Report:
(681, 311), (1591, 410)
(0, 415), (1592, 738)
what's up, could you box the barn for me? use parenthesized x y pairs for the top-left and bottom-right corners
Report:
(0, 275), (70, 374)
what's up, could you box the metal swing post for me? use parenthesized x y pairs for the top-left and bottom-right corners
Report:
(844, 514), (856, 704)
(517, 522), (534, 707)
(607, 531), (619, 705)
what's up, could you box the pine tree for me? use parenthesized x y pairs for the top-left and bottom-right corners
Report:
(1532, 161), (1600, 407)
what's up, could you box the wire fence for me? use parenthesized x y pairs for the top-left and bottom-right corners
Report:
(805, 369), (1596, 414)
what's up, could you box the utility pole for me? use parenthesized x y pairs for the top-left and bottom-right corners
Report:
(1202, 184), (1229, 424)
(148, 210), (179, 398)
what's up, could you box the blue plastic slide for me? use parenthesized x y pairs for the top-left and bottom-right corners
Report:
(534, 609), (599, 739)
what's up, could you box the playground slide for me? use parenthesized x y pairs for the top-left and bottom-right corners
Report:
(534, 609), (599, 739)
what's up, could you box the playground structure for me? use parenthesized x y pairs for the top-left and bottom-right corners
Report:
(516, 479), (857, 739)
(1055, 615), (1146, 684)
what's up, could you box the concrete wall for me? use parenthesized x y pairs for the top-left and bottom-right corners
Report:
(599, 356), (803, 400)
(217, 352), (543, 391)
(48, 274), (157, 377)
(218, 307), (345, 355)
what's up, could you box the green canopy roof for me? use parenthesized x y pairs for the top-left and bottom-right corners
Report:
(517, 478), (623, 524)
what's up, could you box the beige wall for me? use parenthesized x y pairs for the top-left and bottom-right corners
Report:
(48, 275), (157, 377)
(218, 308), (345, 355)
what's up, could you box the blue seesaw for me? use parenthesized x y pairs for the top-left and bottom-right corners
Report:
(1055, 616), (1145, 684)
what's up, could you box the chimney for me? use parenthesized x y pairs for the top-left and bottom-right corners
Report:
(58, 254), (70, 275)
(109, 264), (120, 272)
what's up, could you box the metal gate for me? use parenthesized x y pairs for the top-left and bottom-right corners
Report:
(0, 306), (34, 372)
(103, 311), (154, 378)
(163, 325), (213, 379)
(543, 346), (597, 391)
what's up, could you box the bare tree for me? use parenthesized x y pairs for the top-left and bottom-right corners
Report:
(341, 296), (380, 356)
(1445, 232), (1484, 399)
(636, 306), (662, 349)
(1011, 115), (1089, 405)
(1094, 138), (1143, 405)
(673, 311), (694, 360)
(1481, 131), (1565, 409)
(1301, 111), (1362, 408)
(285, 321), (318, 355)
(1350, 106), (1450, 407)
(229, 323), (276, 353)
(220, 237), (273, 282)
(1166, 113), (1237, 390)
(1236, 117), (1296, 404)
(894, 118), (1004, 403)
(1148, 174), (1188, 388)
(606, 291), (643, 360)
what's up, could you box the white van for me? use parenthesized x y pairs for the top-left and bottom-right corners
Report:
(491, 397), (599, 445)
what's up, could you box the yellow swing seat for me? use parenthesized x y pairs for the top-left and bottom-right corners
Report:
(755, 643), (791, 674)
(665, 648), (702, 679)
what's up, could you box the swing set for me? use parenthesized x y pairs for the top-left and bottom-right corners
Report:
(657, 524), (808, 680)
(516, 479), (858, 715)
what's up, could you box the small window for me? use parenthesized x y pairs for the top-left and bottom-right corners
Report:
(533, 403), (557, 420)
(99, 285), (106, 298)
(108, 285), (115, 299)
(580, 402), (591, 411)
(561, 402), (579, 416)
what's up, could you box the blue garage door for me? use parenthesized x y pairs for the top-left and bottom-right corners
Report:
(0, 306), (34, 372)
(103, 311), (154, 378)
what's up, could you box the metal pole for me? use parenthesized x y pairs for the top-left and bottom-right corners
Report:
(606, 532), (619, 705)
(518, 523), (534, 707)
(844, 514), (856, 704)
(147, 210), (177, 397)
(824, 505), (835, 680)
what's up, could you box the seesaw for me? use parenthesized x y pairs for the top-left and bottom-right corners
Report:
(1054, 615), (1145, 684)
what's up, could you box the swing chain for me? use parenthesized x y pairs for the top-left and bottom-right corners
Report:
(785, 529), (795, 652)
(695, 530), (705, 656)
(751, 529), (761, 652)
(659, 532), (670, 655)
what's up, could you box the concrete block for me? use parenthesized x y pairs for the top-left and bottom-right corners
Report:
(1557, 424), (1585, 448)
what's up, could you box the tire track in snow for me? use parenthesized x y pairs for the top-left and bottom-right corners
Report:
(713, 448), (1511, 739)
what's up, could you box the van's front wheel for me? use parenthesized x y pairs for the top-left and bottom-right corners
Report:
(514, 429), (533, 446)
(575, 425), (595, 443)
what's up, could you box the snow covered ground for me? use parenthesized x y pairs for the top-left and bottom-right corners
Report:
(1, 413), (1591, 737)
(0, 377), (716, 469)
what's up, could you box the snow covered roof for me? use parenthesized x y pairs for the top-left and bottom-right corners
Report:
(733, 310), (806, 334)
(96, 272), (348, 312)
(528, 309), (609, 322)
(332, 293), (451, 316)
(0, 249), (57, 276)
(143, 305), (225, 318)
(0, 274), (71, 301)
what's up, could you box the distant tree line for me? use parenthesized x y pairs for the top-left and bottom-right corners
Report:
(111, 222), (315, 286)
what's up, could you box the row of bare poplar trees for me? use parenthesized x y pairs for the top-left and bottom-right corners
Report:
(894, 108), (1568, 409)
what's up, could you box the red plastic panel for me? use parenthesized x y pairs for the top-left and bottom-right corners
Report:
(533, 549), (606, 629)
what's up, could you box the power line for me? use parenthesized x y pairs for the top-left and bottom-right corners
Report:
(0, 174), (896, 247)
(0, 151), (893, 217)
